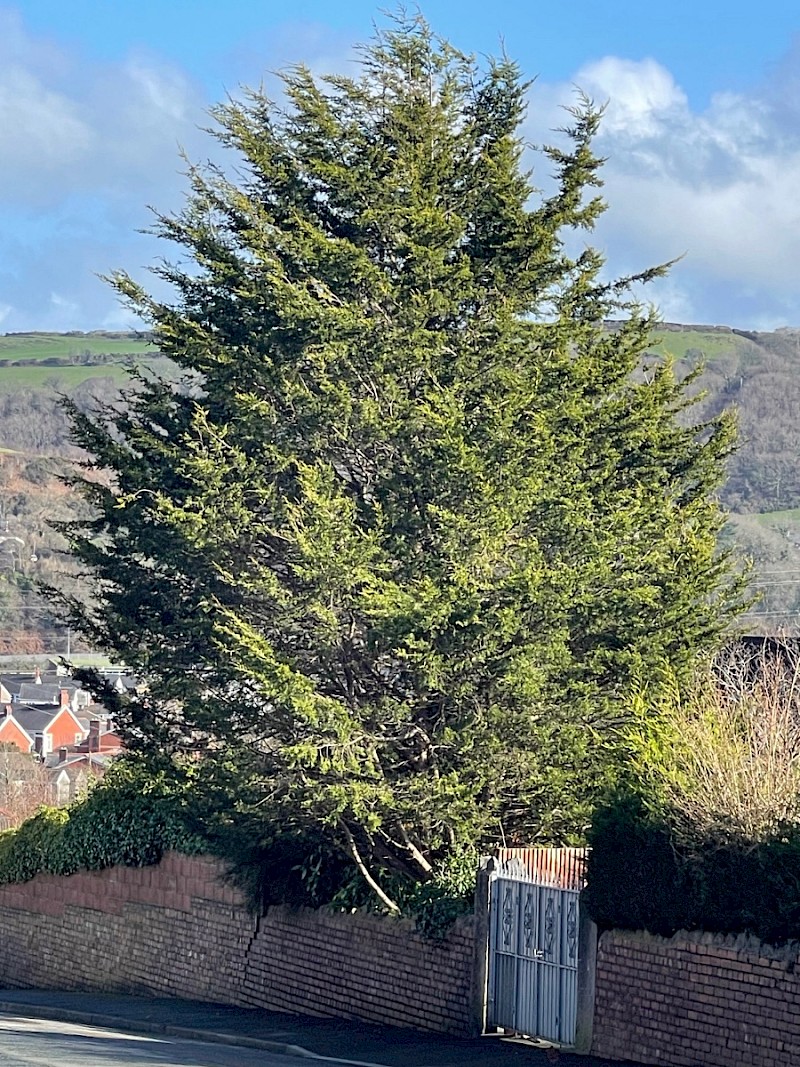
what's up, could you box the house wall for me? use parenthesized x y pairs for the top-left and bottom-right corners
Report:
(0, 717), (31, 752)
(591, 927), (800, 1067)
(45, 708), (83, 749)
(0, 852), (477, 1037)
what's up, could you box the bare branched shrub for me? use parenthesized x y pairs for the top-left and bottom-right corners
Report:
(628, 641), (800, 846)
(0, 747), (54, 830)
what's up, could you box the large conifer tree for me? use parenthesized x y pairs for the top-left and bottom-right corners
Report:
(62, 16), (745, 901)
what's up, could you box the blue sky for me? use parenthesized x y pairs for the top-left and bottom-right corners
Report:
(3, 1), (800, 331)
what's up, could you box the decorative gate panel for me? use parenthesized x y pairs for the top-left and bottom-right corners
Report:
(486, 855), (582, 1046)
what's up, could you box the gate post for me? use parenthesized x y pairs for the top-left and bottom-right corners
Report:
(574, 900), (598, 1053)
(469, 856), (493, 1037)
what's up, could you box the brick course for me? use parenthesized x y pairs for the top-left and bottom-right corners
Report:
(0, 852), (475, 1036)
(592, 927), (800, 1067)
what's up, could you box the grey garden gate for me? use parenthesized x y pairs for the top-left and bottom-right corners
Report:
(486, 849), (586, 1046)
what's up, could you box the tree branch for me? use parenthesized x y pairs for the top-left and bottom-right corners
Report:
(398, 821), (433, 874)
(340, 821), (400, 913)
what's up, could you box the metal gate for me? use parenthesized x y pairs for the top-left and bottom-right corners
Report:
(486, 849), (586, 1046)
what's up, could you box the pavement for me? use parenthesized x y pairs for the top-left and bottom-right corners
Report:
(0, 989), (656, 1067)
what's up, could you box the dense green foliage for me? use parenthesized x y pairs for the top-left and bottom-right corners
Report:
(0, 325), (792, 654)
(0, 762), (205, 885)
(0, 323), (795, 654)
(0, 758), (471, 936)
(57, 16), (745, 908)
(585, 790), (800, 944)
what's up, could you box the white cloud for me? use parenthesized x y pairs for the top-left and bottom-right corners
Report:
(50, 292), (78, 313)
(577, 56), (688, 139)
(125, 58), (192, 122)
(0, 67), (93, 179)
(527, 54), (800, 326)
(0, 10), (213, 330)
(0, 43), (205, 209)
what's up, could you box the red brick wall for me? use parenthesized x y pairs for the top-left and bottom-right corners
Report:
(0, 852), (476, 1036)
(592, 927), (800, 1066)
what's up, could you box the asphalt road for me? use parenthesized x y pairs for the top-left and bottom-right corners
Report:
(0, 1015), (359, 1067)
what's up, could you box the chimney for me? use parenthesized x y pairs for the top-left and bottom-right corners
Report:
(34, 667), (42, 684)
(4, 704), (11, 717)
(89, 719), (101, 753)
(58, 746), (68, 763)
(59, 688), (70, 709)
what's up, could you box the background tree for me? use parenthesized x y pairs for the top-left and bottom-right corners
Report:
(59, 15), (746, 907)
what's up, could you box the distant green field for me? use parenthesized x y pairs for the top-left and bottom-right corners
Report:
(647, 329), (741, 362)
(752, 509), (800, 526)
(0, 327), (751, 368)
(0, 358), (174, 393)
(0, 331), (158, 362)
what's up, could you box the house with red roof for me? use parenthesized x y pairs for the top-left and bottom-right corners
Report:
(0, 702), (87, 757)
(73, 722), (124, 756)
(0, 712), (32, 754)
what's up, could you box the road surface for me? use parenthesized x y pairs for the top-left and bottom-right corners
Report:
(0, 1015), (357, 1067)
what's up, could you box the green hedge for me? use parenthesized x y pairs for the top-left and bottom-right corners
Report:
(0, 762), (470, 938)
(0, 763), (204, 885)
(585, 790), (800, 945)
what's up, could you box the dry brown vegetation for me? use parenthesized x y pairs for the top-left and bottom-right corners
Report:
(629, 643), (800, 846)
(0, 747), (55, 829)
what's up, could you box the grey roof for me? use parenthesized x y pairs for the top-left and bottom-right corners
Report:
(111, 674), (139, 692)
(49, 754), (112, 774)
(39, 672), (83, 688)
(17, 683), (73, 705)
(9, 704), (59, 734)
(0, 674), (31, 698)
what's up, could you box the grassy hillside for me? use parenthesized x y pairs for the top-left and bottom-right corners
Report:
(646, 326), (749, 362)
(640, 325), (800, 630)
(0, 363), (133, 392)
(0, 331), (177, 393)
(0, 331), (158, 361)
